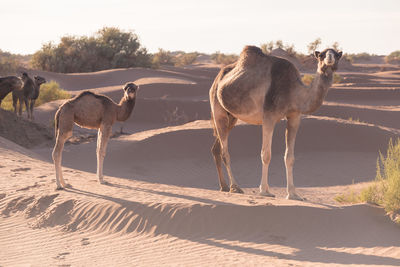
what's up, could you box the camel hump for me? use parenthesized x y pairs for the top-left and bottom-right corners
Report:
(238, 45), (268, 67)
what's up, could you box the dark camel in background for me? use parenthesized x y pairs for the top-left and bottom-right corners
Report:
(13, 72), (46, 120)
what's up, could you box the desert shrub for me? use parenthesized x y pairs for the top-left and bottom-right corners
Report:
(174, 52), (199, 66)
(34, 81), (71, 106)
(361, 138), (400, 214)
(345, 52), (373, 63)
(302, 73), (341, 86)
(152, 49), (174, 67)
(1, 81), (70, 111)
(333, 73), (342, 84)
(211, 51), (238, 65)
(335, 189), (361, 204)
(307, 38), (322, 54)
(260, 41), (298, 57)
(302, 74), (314, 86)
(31, 27), (152, 73)
(385, 51), (400, 64)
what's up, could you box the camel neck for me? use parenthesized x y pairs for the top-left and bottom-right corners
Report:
(302, 71), (333, 114)
(117, 97), (136, 121)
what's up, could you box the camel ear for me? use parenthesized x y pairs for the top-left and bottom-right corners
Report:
(314, 51), (320, 59)
(336, 51), (343, 59)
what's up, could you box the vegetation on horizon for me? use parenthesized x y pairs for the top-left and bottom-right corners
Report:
(210, 51), (238, 65)
(1, 81), (70, 111)
(385, 51), (400, 64)
(31, 27), (152, 73)
(260, 40), (297, 57)
(0, 50), (31, 76)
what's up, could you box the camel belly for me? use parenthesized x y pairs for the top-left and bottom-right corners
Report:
(217, 86), (265, 125)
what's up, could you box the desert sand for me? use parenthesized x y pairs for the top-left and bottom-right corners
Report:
(1, 59), (400, 266)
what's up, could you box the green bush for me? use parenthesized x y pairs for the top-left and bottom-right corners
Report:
(361, 138), (400, 214)
(34, 81), (71, 106)
(385, 51), (400, 64)
(1, 81), (70, 111)
(30, 27), (152, 73)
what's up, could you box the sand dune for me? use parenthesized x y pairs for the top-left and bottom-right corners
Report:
(1, 136), (400, 266)
(2, 63), (400, 266)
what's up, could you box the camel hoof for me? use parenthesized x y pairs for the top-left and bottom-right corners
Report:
(100, 181), (109, 185)
(230, 184), (244, 194)
(286, 193), (305, 201)
(220, 185), (230, 192)
(56, 186), (64, 191)
(259, 191), (275, 198)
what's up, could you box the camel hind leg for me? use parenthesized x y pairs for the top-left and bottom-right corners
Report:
(52, 110), (73, 190)
(211, 108), (242, 193)
(211, 138), (229, 192)
(96, 124), (112, 184)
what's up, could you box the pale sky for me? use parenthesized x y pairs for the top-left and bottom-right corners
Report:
(1, 0), (399, 55)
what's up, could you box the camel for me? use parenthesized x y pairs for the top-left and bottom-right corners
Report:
(209, 45), (342, 200)
(0, 76), (23, 107)
(52, 82), (138, 189)
(12, 72), (46, 120)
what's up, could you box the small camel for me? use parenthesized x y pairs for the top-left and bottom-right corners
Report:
(12, 72), (46, 120)
(210, 45), (342, 200)
(52, 82), (138, 189)
(0, 76), (23, 107)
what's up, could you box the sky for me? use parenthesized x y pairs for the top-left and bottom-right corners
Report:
(0, 0), (399, 56)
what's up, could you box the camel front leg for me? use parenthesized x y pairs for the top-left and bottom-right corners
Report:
(29, 99), (35, 120)
(285, 113), (303, 200)
(97, 125), (112, 184)
(24, 98), (30, 119)
(12, 93), (18, 115)
(259, 116), (277, 197)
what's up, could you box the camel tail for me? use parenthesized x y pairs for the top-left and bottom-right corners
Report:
(210, 112), (218, 137)
(210, 63), (237, 138)
(54, 108), (61, 139)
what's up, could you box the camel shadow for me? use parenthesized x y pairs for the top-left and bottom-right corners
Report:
(64, 186), (400, 266)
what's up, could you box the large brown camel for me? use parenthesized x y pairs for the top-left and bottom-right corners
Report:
(52, 82), (138, 189)
(0, 76), (23, 107)
(210, 45), (342, 200)
(12, 72), (46, 120)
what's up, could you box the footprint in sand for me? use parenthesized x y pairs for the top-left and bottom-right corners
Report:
(11, 167), (31, 172)
(81, 238), (90, 246)
(53, 252), (70, 260)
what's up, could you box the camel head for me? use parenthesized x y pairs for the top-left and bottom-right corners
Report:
(123, 82), (138, 100)
(21, 72), (29, 82)
(34, 76), (46, 86)
(314, 49), (342, 74)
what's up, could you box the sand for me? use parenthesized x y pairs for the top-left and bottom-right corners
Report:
(1, 61), (400, 266)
